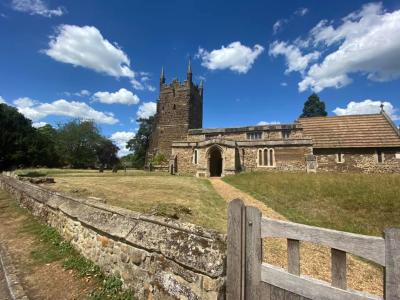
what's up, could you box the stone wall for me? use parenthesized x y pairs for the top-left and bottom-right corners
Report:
(0, 175), (226, 300)
(172, 144), (311, 176)
(314, 147), (400, 173)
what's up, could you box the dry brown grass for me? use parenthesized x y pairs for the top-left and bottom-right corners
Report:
(37, 169), (227, 232)
(210, 177), (383, 296)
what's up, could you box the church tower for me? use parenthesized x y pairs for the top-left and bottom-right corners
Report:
(147, 61), (203, 163)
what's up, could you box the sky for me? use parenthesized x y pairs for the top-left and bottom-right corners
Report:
(1, 0), (400, 155)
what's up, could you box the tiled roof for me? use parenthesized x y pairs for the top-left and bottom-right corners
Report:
(298, 113), (400, 148)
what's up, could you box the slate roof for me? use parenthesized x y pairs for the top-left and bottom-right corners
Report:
(298, 113), (400, 148)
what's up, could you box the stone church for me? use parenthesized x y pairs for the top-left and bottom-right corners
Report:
(146, 64), (400, 177)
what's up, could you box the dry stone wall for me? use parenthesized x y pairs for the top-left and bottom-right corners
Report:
(0, 175), (226, 300)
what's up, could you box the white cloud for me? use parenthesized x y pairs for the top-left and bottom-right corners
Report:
(32, 121), (47, 128)
(110, 131), (136, 156)
(295, 7), (309, 16)
(11, 0), (64, 17)
(333, 99), (400, 121)
(270, 3), (400, 92)
(273, 20), (287, 35)
(13, 97), (37, 108)
(269, 41), (320, 74)
(197, 41), (264, 74)
(75, 89), (90, 97)
(15, 99), (118, 124)
(0, 96), (6, 104)
(93, 88), (140, 105)
(136, 102), (156, 119)
(44, 25), (134, 78)
(273, 8), (309, 34)
(131, 73), (156, 92)
(280, 82), (288, 87)
(257, 121), (281, 125)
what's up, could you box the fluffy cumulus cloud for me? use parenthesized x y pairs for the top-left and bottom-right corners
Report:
(32, 121), (47, 128)
(15, 98), (118, 124)
(11, 0), (65, 17)
(44, 25), (134, 78)
(269, 41), (320, 74)
(333, 99), (400, 121)
(257, 121), (281, 125)
(93, 88), (140, 105)
(136, 102), (156, 119)
(270, 3), (400, 92)
(197, 42), (264, 74)
(13, 97), (37, 108)
(110, 131), (135, 156)
(0, 96), (6, 104)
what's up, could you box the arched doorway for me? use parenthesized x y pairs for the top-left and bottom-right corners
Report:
(209, 146), (223, 177)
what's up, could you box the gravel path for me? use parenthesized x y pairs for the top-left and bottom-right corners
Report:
(209, 177), (383, 296)
(208, 178), (285, 220)
(0, 264), (11, 300)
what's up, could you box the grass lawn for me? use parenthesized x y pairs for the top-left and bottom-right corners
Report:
(17, 168), (227, 232)
(223, 171), (400, 236)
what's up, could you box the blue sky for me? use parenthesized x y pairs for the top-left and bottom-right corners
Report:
(1, 0), (400, 155)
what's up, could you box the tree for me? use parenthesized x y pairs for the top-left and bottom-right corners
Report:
(300, 93), (328, 118)
(32, 125), (62, 167)
(57, 120), (103, 168)
(96, 138), (119, 169)
(126, 117), (154, 168)
(0, 104), (36, 170)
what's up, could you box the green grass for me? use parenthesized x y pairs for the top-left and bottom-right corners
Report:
(1, 188), (135, 300)
(223, 171), (400, 236)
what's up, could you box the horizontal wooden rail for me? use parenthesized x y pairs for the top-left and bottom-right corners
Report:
(261, 218), (385, 265)
(261, 263), (382, 300)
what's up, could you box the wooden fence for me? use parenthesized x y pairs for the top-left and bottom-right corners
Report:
(226, 199), (400, 300)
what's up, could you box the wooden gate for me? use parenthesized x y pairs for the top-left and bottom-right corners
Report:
(226, 199), (400, 300)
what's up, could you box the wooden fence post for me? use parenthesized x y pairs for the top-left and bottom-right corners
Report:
(385, 228), (400, 300)
(245, 206), (262, 300)
(227, 199), (245, 300)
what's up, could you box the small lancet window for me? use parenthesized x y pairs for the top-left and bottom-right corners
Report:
(377, 150), (384, 164)
(337, 151), (344, 163)
(173, 104), (176, 110)
(192, 149), (198, 164)
(282, 130), (290, 140)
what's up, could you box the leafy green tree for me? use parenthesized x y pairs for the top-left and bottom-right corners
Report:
(300, 93), (328, 118)
(33, 125), (62, 167)
(96, 138), (119, 169)
(57, 120), (102, 168)
(126, 117), (154, 168)
(0, 104), (36, 170)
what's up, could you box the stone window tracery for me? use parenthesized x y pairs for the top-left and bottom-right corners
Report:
(257, 148), (275, 167)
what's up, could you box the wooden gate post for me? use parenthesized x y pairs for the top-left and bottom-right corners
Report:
(384, 228), (400, 300)
(227, 199), (245, 300)
(245, 206), (262, 300)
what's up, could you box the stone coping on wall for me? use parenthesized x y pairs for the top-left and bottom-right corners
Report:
(0, 174), (227, 299)
(188, 123), (302, 135)
(172, 138), (313, 148)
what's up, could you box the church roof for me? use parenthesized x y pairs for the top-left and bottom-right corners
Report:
(298, 113), (400, 148)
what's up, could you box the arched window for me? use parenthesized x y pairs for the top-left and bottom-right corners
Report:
(173, 104), (176, 110)
(269, 149), (274, 166)
(257, 148), (275, 167)
(192, 149), (198, 164)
